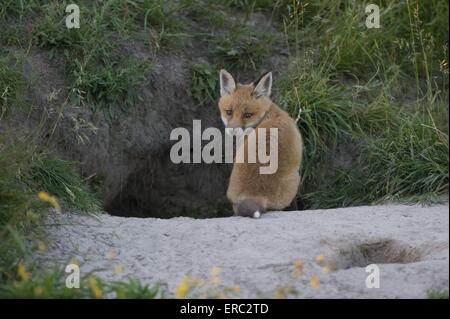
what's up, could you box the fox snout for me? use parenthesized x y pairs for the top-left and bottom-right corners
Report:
(223, 121), (243, 130)
(222, 119), (247, 136)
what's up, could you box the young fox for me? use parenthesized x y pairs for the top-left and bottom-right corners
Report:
(218, 69), (303, 218)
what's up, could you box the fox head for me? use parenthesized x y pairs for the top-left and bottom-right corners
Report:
(218, 69), (273, 130)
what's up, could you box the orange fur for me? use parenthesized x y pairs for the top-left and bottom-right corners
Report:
(218, 70), (303, 215)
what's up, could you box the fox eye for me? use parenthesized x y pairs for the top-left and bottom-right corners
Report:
(226, 110), (232, 116)
(244, 112), (253, 118)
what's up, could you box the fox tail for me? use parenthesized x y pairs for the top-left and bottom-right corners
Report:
(235, 199), (265, 219)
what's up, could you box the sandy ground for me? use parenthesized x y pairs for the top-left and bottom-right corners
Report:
(36, 204), (449, 298)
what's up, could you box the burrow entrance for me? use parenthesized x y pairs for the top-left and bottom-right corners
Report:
(334, 239), (423, 270)
(105, 153), (233, 219)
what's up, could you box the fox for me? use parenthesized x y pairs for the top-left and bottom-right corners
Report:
(218, 69), (303, 218)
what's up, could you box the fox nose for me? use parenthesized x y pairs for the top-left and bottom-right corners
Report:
(225, 122), (245, 136)
(227, 123), (243, 130)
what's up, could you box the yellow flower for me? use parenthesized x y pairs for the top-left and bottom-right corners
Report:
(195, 278), (206, 287)
(211, 266), (221, 277)
(176, 276), (192, 299)
(293, 259), (303, 269)
(211, 276), (221, 286)
(310, 275), (321, 289)
(26, 210), (39, 221)
(34, 287), (44, 296)
(211, 266), (221, 285)
(274, 286), (294, 299)
(38, 191), (61, 212)
(17, 261), (31, 282)
(275, 289), (286, 299)
(88, 277), (103, 299)
(293, 259), (303, 278)
(315, 254), (325, 265)
(292, 269), (302, 279)
(106, 248), (117, 260)
(114, 265), (124, 274)
(37, 241), (47, 252)
(38, 191), (51, 202)
(231, 285), (241, 293)
(322, 265), (331, 274)
(70, 258), (79, 266)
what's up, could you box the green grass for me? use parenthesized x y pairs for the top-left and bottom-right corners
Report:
(33, 1), (152, 115)
(283, 0), (449, 86)
(0, 135), (99, 289)
(427, 290), (449, 299)
(26, 154), (101, 212)
(211, 24), (275, 72)
(0, 1), (44, 47)
(275, 0), (449, 208)
(279, 59), (448, 208)
(301, 110), (449, 208)
(0, 56), (28, 117)
(211, 0), (289, 20)
(1, 1), (189, 115)
(190, 63), (219, 105)
(0, 135), (166, 298)
(181, 0), (226, 28)
(0, 268), (166, 298)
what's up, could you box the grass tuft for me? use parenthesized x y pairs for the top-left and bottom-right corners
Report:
(190, 63), (219, 105)
(0, 136), (100, 284)
(212, 24), (275, 72)
(0, 56), (27, 117)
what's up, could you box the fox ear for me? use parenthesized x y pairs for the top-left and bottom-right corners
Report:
(219, 69), (236, 96)
(253, 72), (272, 98)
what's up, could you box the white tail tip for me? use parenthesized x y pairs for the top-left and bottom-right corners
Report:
(253, 211), (261, 219)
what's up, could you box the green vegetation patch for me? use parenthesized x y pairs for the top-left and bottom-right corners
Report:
(0, 56), (28, 116)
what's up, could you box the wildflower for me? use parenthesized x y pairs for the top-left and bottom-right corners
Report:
(37, 240), (47, 252)
(310, 275), (320, 289)
(323, 265), (331, 274)
(440, 59), (449, 73)
(114, 265), (124, 274)
(231, 285), (241, 293)
(211, 275), (221, 286)
(88, 276), (102, 299)
(292, 269), (302, 279)
(195, 277), (206, 287)
(70, 258), (79, 266)
(211, 266), (221, 277)
(275, 289), (286, 299)
(274, 286), (295, 299)
(38, 191), (61, 212)
(106, 248), (117, 260)
(17, 261), (31, 282)
(211, 266), (221, 285)
(315, 254), (325, 265)
(292, 259), (303, 278)
(34, 287), (44, 296)
(176, 276), (192, 299)
(26, 210), (39, 221)
(293, 259), (303, 269)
